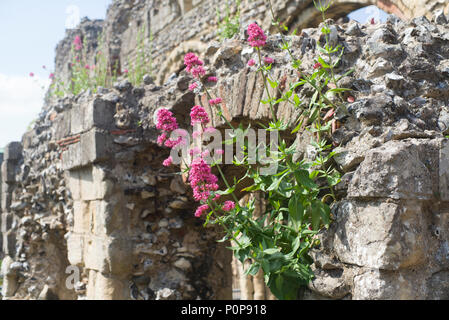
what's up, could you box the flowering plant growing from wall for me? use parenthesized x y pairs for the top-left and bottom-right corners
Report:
(157, 0), (348, 299)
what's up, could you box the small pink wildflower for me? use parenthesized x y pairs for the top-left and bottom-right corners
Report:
(85, 65), (90, 70)
(213, 194), (221, 201)
(157, 133), (167, 146)
(313, 62), (322, 70)
(191, 66), (206, 78)
(164, 136), (184, 148)
(29, 72), (34, 77)
(190, 147), (201, 156)
(201, 150), (210, 158)
(190, 105), (210, 126)
(207, 76), (218, 82)
(204, 127), (217, 134)
(209, 97), (223, 106)
(123, 69), (128, 74)
(49, 73), (55, 79)
(188, 157), (219, 202)
(222, 201), (236, 212)
(247, 23), (267, 48)
(195, 204), (209, 218)
(156, 109), (178, 132)
(264, 57), (274, 64)
(189, 82), (198, 91)
(370, 17), (375, 25)
(184, 53), (205, 78)
(247, 59), (256, 67)
(42, 65), (46, 69)
(162, 156), (173, 167)
(73, 36), (82, 50)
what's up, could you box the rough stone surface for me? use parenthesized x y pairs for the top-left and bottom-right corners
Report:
(2, 0), (449, 301)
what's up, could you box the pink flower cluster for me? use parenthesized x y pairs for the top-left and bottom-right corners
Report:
(222, 201), (236, 212)
(188, 157), (219, 202)
(208, 76), (218, 82)
(247, 59), (256, 67)
(195, 204), (210, 218)
(189, 82), (198, 91)
(184, 52), (205, 78)
(247, 23), (267, 48)
(190, 105), (210, 126)
(156, 109), (178, 132)
(73, 36), (82, 51)
(156, 109), (184, 162)
(264, 57), (274, 65)
(209, 97), (223, 106)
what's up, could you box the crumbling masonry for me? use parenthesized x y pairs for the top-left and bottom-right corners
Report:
(2, 0), (449, 299)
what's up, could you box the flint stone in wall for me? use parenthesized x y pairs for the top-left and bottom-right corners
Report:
(332, 200), (428, 270)
(348, 140), (436, 200)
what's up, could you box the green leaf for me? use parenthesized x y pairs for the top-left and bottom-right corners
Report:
(288, 195), (304, 229)
(245, 263), (260, 276)
(267, 77), (278, 88)
(294, 170), (317, 190)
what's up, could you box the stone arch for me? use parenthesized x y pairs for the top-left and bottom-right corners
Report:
(267, 0), (449, 31)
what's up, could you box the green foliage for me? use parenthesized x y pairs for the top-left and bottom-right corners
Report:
(48, 26), (153, 98)
(202, 0), (350, 299)
(216, 0), (241, 40)
(126, 26), (153, 86)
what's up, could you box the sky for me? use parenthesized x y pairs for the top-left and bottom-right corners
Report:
(0, 0), (111, 148)
(0, 2), (386, 149)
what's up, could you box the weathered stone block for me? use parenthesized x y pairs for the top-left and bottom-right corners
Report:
(1, 212), (14, 233)
(83, 235), (110, 273)
(86, 270), (127, 300)
(1, 191), (11, 211)
(353, 269), (426, 300)
(84, 98), (115, 130)
(54, 110), (71, 141)
(348, 140), (434, 200)
(3, 142), (22, 161)
(1, 161), (16, 183)
(67, 232), (84, 266)
(70, 104), (84, 135)
(439, 139), (449, 201)
(3, 230), (16, 257)
(61, 141), (82, 171)
(81, 129), (110, 166)
(332, 200), (427, 270)
(73, 201), (91, 234)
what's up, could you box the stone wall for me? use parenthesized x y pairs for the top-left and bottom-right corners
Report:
(53, 0), (449, 87)
(2, 0), (449, 300)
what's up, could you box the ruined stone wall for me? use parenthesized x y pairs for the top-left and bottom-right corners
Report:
(54, 0), (449, 87)
(2, 0), (449, 300)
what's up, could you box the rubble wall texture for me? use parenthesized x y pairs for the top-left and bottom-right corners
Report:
(1, 0), (449, 300)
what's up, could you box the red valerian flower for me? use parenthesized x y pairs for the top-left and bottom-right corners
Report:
(313, 62), (322, 69)
(222, 201), (236, 212)
(247, 23), (267, 48)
